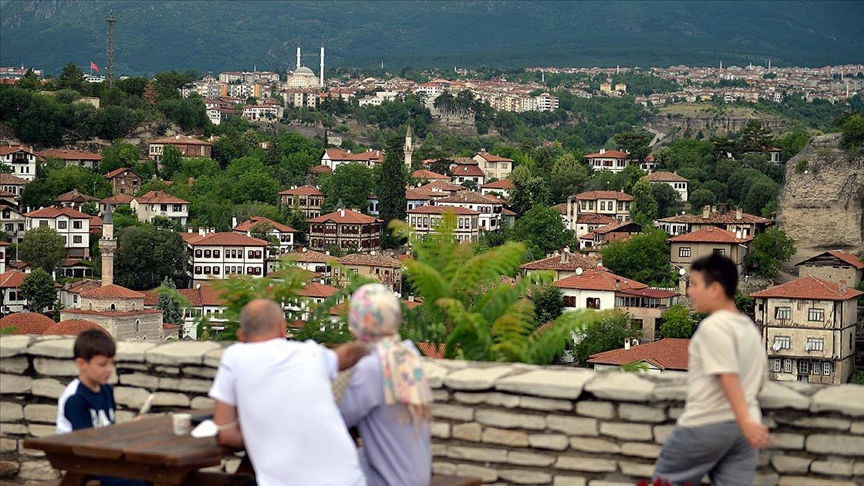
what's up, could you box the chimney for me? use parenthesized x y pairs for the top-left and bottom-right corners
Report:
(719, 203), (728, 215)
(624, 338), (631, 350)
(702, 205), (710, 219)
(175, 135), (181, 140)
(408, 295), (415, 302)
(840, 280), (847, 294)
(736, 208), (742, 220)
(600, 148), (606, 154)
(735, 229), (742, 240)
(187, 228), (193, 233)
(198, 227), (205, 237)
(232, 217), (238, 229)
(560, 251), (568, 264)
(340, 208), (345, 217)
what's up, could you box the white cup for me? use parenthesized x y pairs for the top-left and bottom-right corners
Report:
(172, 413), (192, 436)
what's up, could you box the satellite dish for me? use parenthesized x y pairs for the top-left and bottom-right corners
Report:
(631, 339), (639, 346)
(576, 267), (583, 276)
(772, 342), (782, 351)
(679, 268), (686, 276)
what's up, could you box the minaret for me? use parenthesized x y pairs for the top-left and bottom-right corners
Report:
(320, 40), (325, 87)
(296, 42), (301, 71)
(99, 205), (116, 287)
(404, 126), (414, 167)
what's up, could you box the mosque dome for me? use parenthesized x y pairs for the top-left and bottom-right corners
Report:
(287, 66), (320, 89)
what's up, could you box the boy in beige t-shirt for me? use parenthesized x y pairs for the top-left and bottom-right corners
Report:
(654, 254), (769, 486)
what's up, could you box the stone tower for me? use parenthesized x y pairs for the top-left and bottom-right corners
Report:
(404, 125), (413, 167)
(99, 205), (117, 287)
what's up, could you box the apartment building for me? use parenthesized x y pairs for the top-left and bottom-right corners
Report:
(131, 191), (189, 227)
(24, 207), (91, 259)
(184, 232), (268, 283)
(407, 205), (480, 243)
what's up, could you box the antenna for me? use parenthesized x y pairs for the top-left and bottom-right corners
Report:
(106, 11), (116, 88)
(575, 267), (583, 276)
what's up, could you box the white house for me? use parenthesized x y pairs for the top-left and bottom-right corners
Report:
(242, 103), (283, 121)
(184, 231), (269, 283)
(646, 171), (689, 202)
(0, 270), (27, 313)
(232, 216), (298, 255)
(472, 152), (514, 180)
(480, 179), (515, 199)
(0, 174), (28, 198)
(450, 164), (486, 187)
(131, 191), (189, 227)
(583, 149), (636, 174)
(407, 205), (480, 244)
(24, 207), (91, 259)
(588, 338), (690, 375)
(436, 191), (505, 232)
(574, 190), (633, 222)
(320, 149), (383, 171)
(554, 269), (648, 311)
(0, 146), (37, 181)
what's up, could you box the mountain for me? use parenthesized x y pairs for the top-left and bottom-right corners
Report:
(2, 1), (863, 75)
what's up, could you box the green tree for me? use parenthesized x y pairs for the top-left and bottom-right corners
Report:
(841, 115), (864, 148)
(57, 62), (85, 93)
(115, 226), (189, 290)
(20, 227), (66, 273)
(319, 163), (376, 212)
(161, 145), (183, 180)
(614, 131), (652, 161)
(550, 154), (589, 203)
(378, 137), (407, 249)
(571, 311), (640, 367)
(532, 284), (565, 325)
(689, 188), (717, 213)
(630, 177), (658, 224)
(659, 304), (694, 339)
(737, 119), (773, 155)
(100, 141), (142, 174)
(19, 268), (56, 313)
(510, 177), (552, 216)
(156, 277), (184, 326)
(601, 228), (674, 286)
(744, 229), (796, 278)
(651, 182), (681, 218)
(510, 205), (572, 258)
(743, 180), (779, 216)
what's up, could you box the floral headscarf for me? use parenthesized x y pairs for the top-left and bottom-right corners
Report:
(348, 283), (432, 423)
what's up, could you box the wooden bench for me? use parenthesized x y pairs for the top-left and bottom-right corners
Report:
(430, 475), (483, 486)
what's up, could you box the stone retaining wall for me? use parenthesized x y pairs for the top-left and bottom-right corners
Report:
(2, 336), (864, 485)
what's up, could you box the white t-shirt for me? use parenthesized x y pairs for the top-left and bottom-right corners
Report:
(678, 310), (767, 428)
(209, 339), (365, 486)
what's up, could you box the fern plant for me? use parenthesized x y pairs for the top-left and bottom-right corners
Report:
(391, 214), (599, 364)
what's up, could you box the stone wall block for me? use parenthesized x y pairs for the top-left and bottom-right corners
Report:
(0, 438), (16, 452)
(447, 446), (508, 463)
(498, 469), (553, 485)
(554, 456), (617, 473)
(0, 374), (31, 394)
(768, 432), (805, 450)
(444, 366), (515, 391)
(620, 442), (662, 459)
(23, 404), (57, 424)
(476, 410), (545, 430)
(568, 437), (621, 454)
(152, 392), (191, 408)
(619, 461), (655, 478)
(519, 396), (573, 412)
(791, 416), (851, 431)
(0, 357), (28, 374)
(190, 397), (214, 410)
(810, 460), (853, 476)
(432, 389), (449, 402)
(113, 386), (150, 408)
(28, 424), (57, 437)
(0, 402), (23, 422)
(528, 434), (569, 451)
(145, 341), (221, 366)
(157, 377), (213, 394)
(546, 415), (598, 436)
(155, 366), (181, 375)
(758, 381), (810, 410)
(120, 372), (160, 389)
(599, 421), (653, 441)
(507, 451), (556, 467)
(849, 421), (864, 435)
(806, 434), (864, 456)
(584, 373), (654, 402)
(552, 476), (587, 486)
(771, 455), (813, 473)
(0, 424), (27, 436)
(0, 335), (32, 358)
(778, 477), (857, 486)
(454, 392), (519, 408)
(456, 464), (498, 482)
(452, 422), (482, 442)
(432, 462), (457, 475)
(431, 421), (451, 439)
(28, 339), (74, 358)
(16, 460), (59, 480)
(810, 385), (864, 417)
(183, 366), (217, 379)
(481, 427), (529, 447)
(432, 404), (474, 421)
(618, 403), (666, 423)
(203, 348), (225, 369)
(114, 341), (158, 362)
(575, 401), (615, 420)
(30, 378), (66, 400)
(496, 369), (593, 399)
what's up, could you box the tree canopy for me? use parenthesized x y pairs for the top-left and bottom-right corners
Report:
(600, 228), (674, 286)
(115, 226), (189, 290)
(20, 227), (66, 273)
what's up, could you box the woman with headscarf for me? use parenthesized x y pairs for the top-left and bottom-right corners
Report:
(338, 283), (433, 486)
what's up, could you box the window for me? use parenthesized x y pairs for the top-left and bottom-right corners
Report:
(213, 250), (220, 258)
(73, 236), (82, 244)
(161, 204), (167, 212)
(798, 360), (808, 374)
(772, 359), (781, 372)
(204, 250), (211, 258)
(806, 337), (824, 352)
(248, 250), (254, 259)
(135, 320), (140, 333)
(807, 308), (824, 322)
(73, 221), (82, 229)
(712, 248), (725, 256)
(679, 247), (692, 258)
(195, 250), (202, 258)
(811, 361), (820, 375)
(774, 306), (791, 320)
(39, 220), (48, 227)
(773, 336), (790, 350)
(213, 266), (220, 275)
(58, 221), (68, 229)
(204, 266), (211, 275)
(173, 204), (183, 212)
(563, 296), (576, 307)
(586, 298), (601, 309)
(823, 362), (832, 376)
(195, 266), (202, 274)
(784, 359), (792, 373)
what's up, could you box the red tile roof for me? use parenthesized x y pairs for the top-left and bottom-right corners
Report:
(667, 227), (752, 244)
(588, 338), (690, 371)
(553, 269), (647, 292)
(475, 152), (514, 163)
(593, 221), (642, 235)
(750, 276), (864, 301)
(796, 250), (864, 270)
(0, 312), (55, 335)
(297, 282), (338, 299)
(0, 270), (26, 288)
(56, 190), (98, 203)
(37, 149), (102, 161)
(279, 185), (324, 196)
(188, 232), (268, 247)
(616, 288), (679, 299)
(80, 284), (145, 300)
(0, 174), (28, 185)
(134, 190), (189, 205)
(437, 192), (504, 205)
(451, 165), (486, 178)
(307, 209), (379, 225)
(233, 216), (296, 234)
(520, 252), (600, 271)
(405, 188), (436, 200)
(24, 207), (90, 219)
(575, 191), (634, 202)
(309, 165), (332, 174)
(419, 181), (466, 193)
(407, 205), (480, 215)
(412, 170), (449, 181)
(657, 211), (772, 225)
(584, 149), (630, 159)
(104, 167), (141, 179)
(63, 280), (102, 295)
(338, 253), (403, 268)
(0, 145), (34, 156)
(323, 148), (383, 163)
(149, 135), (212, 146)
(481, 179), (515, 190)
(43, 319), (110, 336)
(101, 194), (135, 205)
(646, 171), (689, 183)
(284, 249), (339, 263)
(144, 284), (225, 308)
(416, 342), (446, 359)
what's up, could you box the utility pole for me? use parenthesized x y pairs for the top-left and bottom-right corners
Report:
(106, 11), (116, 88)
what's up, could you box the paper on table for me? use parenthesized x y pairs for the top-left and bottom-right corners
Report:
(191, 419), (236, 438)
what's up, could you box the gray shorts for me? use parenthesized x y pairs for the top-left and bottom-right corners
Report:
(654, 421), (758, 486)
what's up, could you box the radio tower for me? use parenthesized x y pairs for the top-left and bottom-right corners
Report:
(106, 11), (116, 88)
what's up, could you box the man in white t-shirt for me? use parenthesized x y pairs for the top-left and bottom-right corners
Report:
(209, 298), (368, 486)
(654, 254), (769, 486)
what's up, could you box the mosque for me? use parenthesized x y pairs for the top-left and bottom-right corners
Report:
(285, 43), (324, 90)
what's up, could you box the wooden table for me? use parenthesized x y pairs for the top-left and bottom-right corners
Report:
(23, 415), (252, 486)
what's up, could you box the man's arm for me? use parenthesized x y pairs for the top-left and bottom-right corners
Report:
(718, 373), (769, 449)
(213, 400), (244, 448)
(334, 342), (369, 371)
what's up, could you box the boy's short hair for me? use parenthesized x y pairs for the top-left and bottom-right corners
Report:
(691, 253), (738, 300)
(73, 329), (116, 361)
